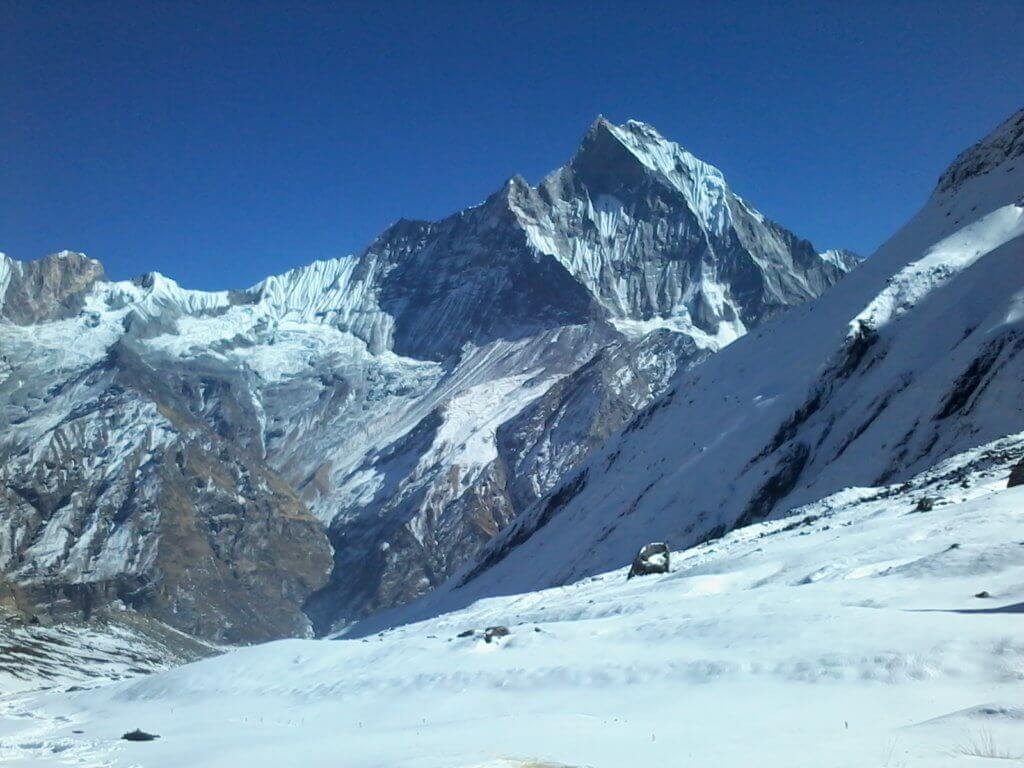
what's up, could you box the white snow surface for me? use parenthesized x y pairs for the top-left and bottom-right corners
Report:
(421, 369), (561, 487)
(850, 202), (1024, 336)
(0, 619), (202, 696)
(2, 439), (1023, 767)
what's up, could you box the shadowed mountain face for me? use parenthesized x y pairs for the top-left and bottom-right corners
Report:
(0, 118), (855, 640)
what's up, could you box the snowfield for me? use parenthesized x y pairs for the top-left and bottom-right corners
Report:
(2, 437), (1023, 767)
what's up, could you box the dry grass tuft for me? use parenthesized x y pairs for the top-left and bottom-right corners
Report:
(954, 729), (1024, 761)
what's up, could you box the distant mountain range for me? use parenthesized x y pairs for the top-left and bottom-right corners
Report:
(0, 117), (856, 641)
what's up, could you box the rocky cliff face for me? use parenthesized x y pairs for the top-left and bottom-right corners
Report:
(936, 107), (1023, 195)
(0, 251), (105, 324)
(0, 118), (855, 639)
(0, 334), (332, 643)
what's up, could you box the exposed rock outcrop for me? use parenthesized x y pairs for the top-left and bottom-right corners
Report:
(1009, 457), (1024, 488)
(627, 542), (670, 578)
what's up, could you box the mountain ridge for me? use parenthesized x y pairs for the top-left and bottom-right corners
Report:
(365, 105), (1024, 628)
(0, 117), (856, 639)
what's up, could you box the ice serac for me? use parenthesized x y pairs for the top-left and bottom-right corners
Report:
(0, 117), (855, 639)
(423, 106), (1024, 611)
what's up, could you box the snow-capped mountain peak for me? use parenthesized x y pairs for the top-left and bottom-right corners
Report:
(0, 116), (856, 639)
(818, 247), (862, 271)
(426, 106), (1024, 613)
(564, 116), (733, 235)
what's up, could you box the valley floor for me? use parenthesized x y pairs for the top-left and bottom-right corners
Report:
(2, 438), (1023, 767)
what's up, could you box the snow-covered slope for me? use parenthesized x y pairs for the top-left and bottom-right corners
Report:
(0, 118), (853, 639)
(400, 106), (1024, 616)
(0, 610), (215, 695)
(3, 436), (1023, 767)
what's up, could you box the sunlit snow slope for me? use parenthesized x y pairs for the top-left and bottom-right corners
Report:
(2, 435), (1022, 767)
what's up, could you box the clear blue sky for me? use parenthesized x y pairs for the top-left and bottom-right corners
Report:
(3, 1), (1022, 289)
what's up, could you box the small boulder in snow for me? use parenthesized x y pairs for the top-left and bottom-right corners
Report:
(915, 497), (935, 512)
(122, 729), (160, 742)
(1008, 458), (1024, 488)
(483, 626), (510, 643)
(628, 542), (670, 579)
